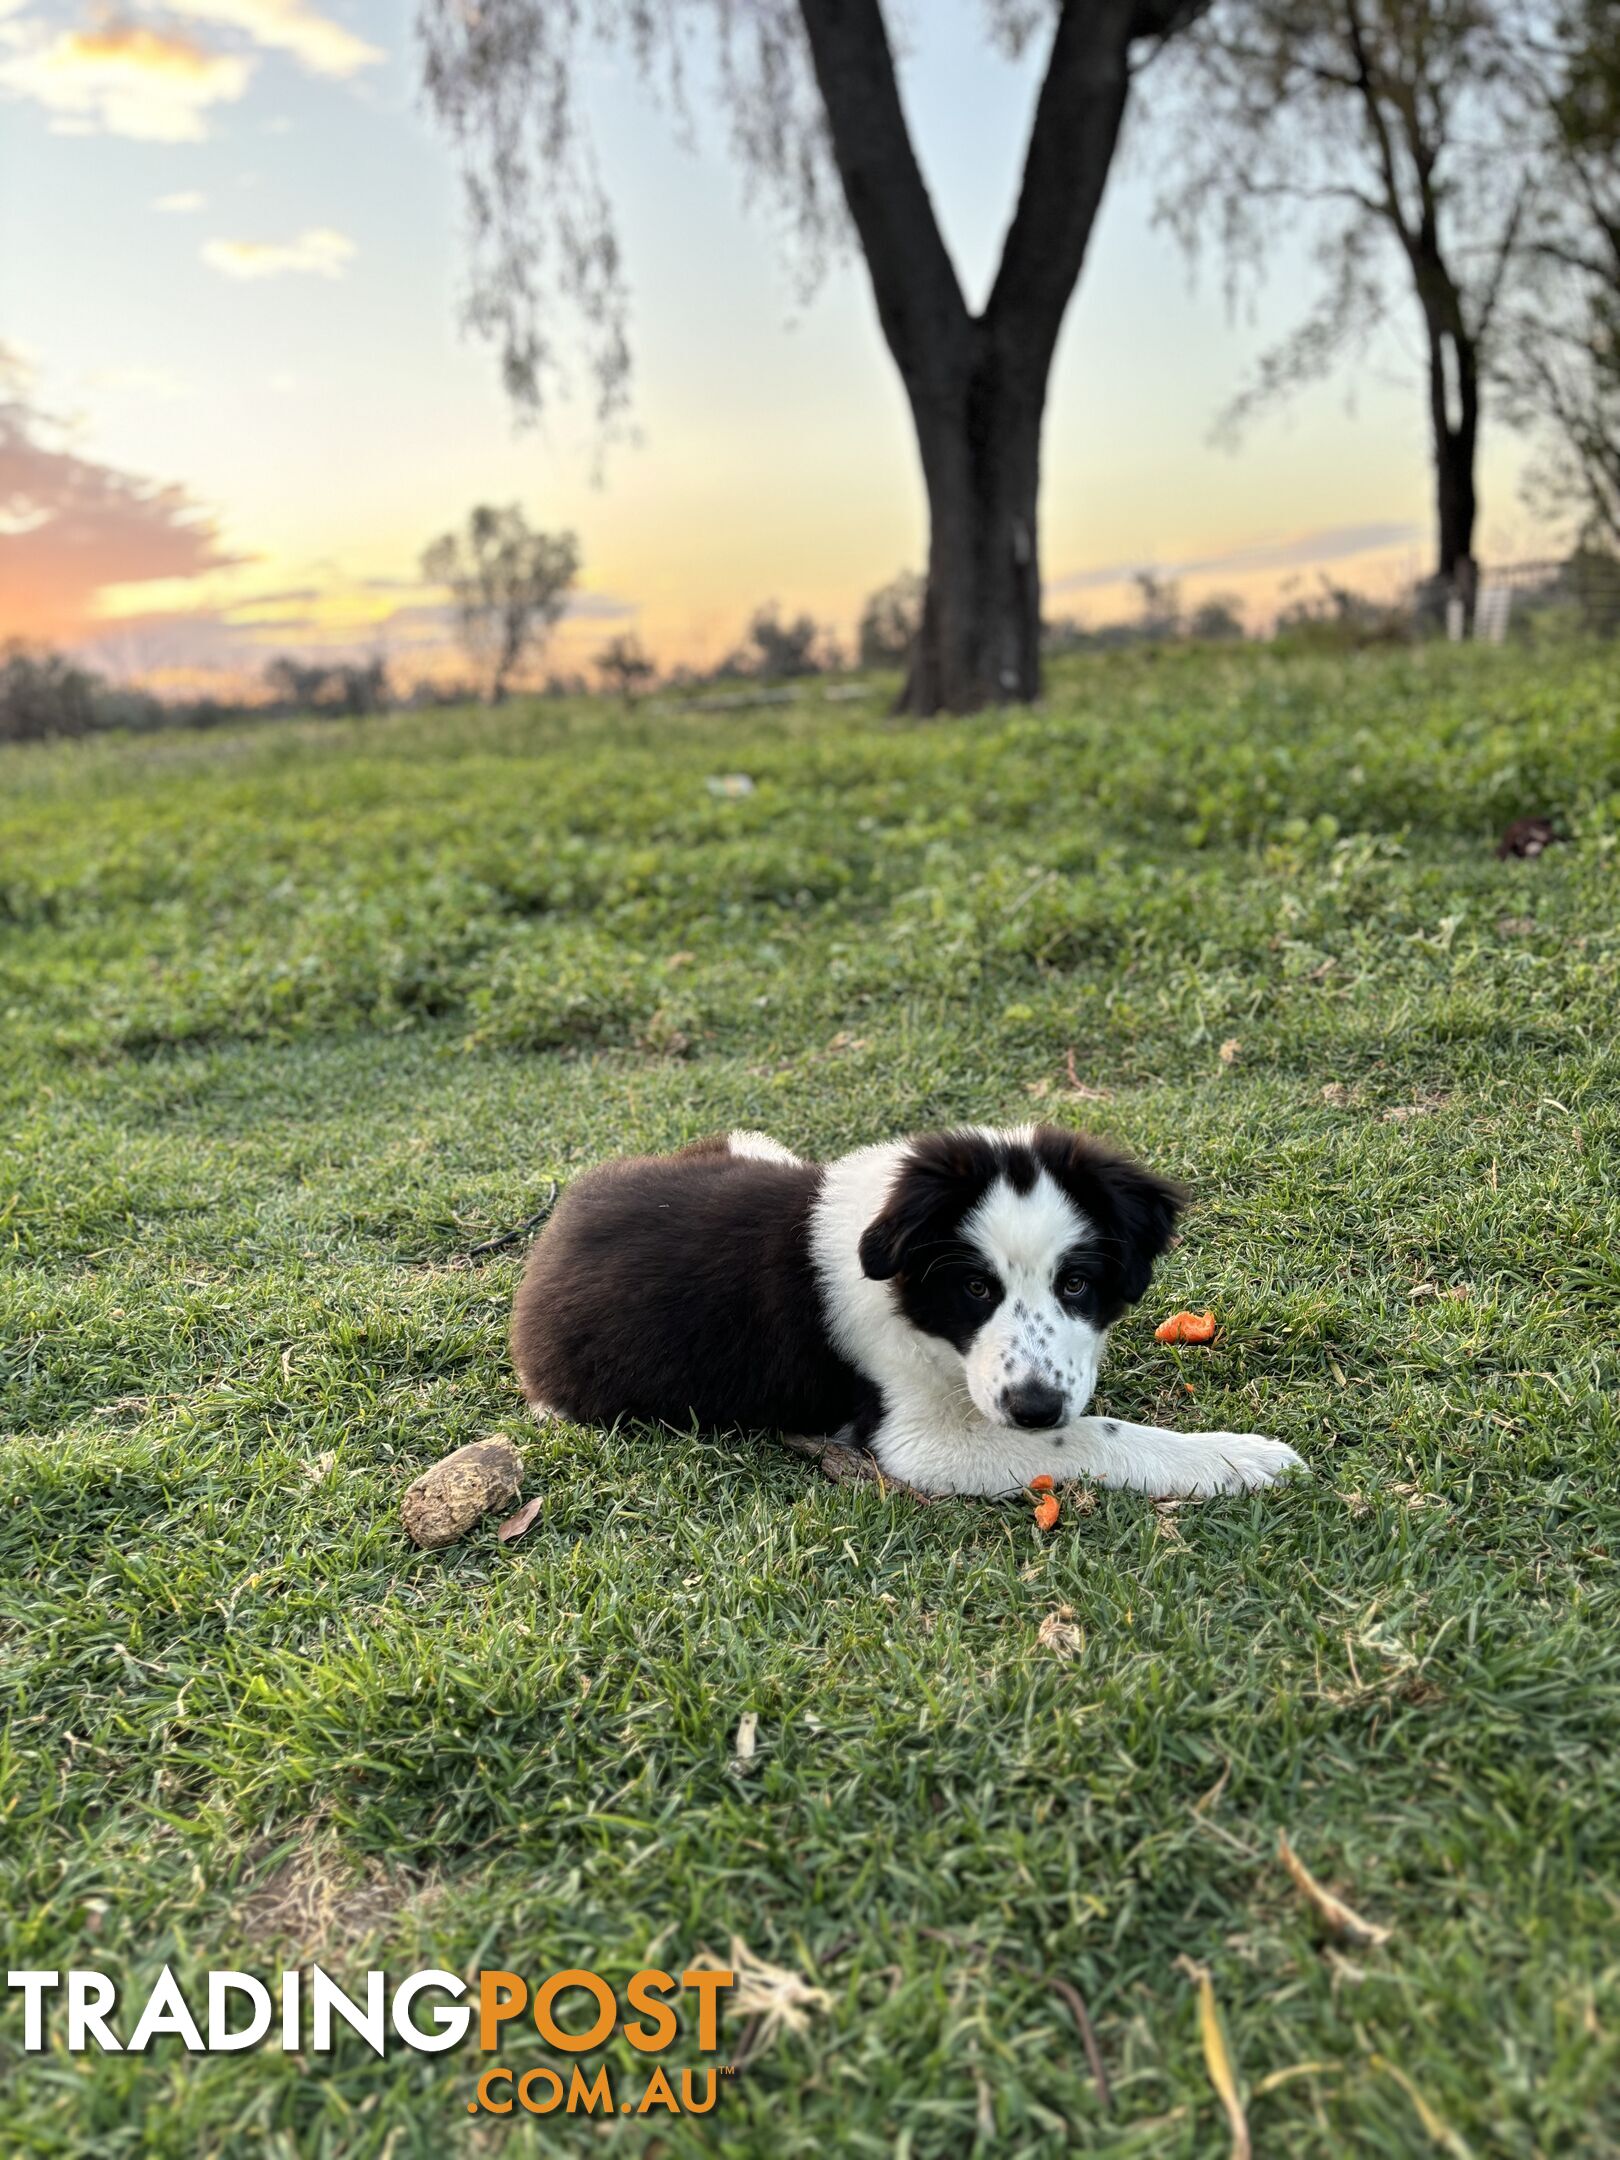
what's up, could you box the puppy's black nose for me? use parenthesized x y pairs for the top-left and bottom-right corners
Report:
(1003, 1379), (1066, 1430)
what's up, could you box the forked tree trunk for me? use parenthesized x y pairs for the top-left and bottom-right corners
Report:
(901, 355), (1044, 712)
(798, 0), (1186, 716)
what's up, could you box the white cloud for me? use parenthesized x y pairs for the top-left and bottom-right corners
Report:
(156, 0), (380, 78)
(0, 18), (250, 140)
(90, 364), (193, 398)
(154, 188), (207, 211)
(201, 226), (355, 279)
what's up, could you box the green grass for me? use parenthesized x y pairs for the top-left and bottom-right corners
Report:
(3, 643), (1619, 2157)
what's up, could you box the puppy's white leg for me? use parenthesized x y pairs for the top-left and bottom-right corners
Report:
(863, 1404), (1304, 1501)
(1067, 1416), (1306, 1498)
(867, 1409), (1077, 1497)
(727, 1129), (802, 1165)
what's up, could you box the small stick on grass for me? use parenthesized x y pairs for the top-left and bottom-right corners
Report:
(779, 1432), (935, 1502)
(465, 1181), (559, 1260)
(1020, 1964), (1113, 2114)
(919, 1931), (1113, 2116)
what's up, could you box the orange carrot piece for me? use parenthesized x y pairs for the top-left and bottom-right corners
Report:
(1028, 1473), (1055, 1493)
(1033, 1493), (1061, 1531)
(1155, 1309), (1218, 1344)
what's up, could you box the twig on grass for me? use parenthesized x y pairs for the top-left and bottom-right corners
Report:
(1022, 1965), (1114, 2115)
(778, 1432), (936, 1502)
(1064, 1046), (1114, 1101)
(916, 1928), (1113, 2114)
(464, 1181), (559, 1260)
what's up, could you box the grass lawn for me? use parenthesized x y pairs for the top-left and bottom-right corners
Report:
(3, 643), (1619, 2157)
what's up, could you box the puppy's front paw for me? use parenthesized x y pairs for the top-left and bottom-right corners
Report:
(1205, 1433), (1307, 1493)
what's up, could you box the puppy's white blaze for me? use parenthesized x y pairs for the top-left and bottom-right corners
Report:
(959, 1171), (1103, 1425)
(727, 1129), (802, 1165)
(961, 1168), (1085, 1276)
(967, 1121), (1037, 1149)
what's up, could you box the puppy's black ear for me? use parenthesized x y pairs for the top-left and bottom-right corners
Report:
(858, 1173), (938, 1280)
(1092, 1155), (1188, 1304)
(857, 1210), (908, 1281)
(1033, 1125), (1188, 1306)
(858, 1132), (992, 1282)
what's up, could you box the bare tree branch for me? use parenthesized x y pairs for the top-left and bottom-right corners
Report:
(985, 0), (1140, 373)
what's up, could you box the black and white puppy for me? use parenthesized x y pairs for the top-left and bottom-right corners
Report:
(511, 1125), (1306, 1498)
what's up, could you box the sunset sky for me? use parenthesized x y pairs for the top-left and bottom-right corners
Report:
(1, 0), (1551, 691)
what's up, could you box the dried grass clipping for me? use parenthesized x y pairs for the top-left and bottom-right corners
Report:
(687, 1936), (830, 2055)
(728, 1711), (759, 1778)
(238, 1822), (429, 1958)
(1277, 1832), (1392, 1948)
(1370, 2053), (1473, 2157)
(1174, 1956), (1250, 2160)
(1037, 1606), (1083, 1658)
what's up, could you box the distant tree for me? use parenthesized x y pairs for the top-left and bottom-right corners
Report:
(421, 0), (1216, 715)
(1501, 0), (1619, 550)
(420, 506), (579, 703)
(409, 673), (483, 708)
(264, 656), (390, 716)
(1134, 571), (1182, 642)
(593, 631), (656, 703)
(1562, 545), (1620, 633)
(0, 643), (100, 741)
(857, 571), (925, 670)
(264, 658), (324, 710)
(0, 644), (169, 738)
(741, 604), (828, 682)
(1188, 592), (1246, 640)
(1272, 574), (1409, 647)
(1041, 612), (1088, 654)
(1157, 1), (1557, 628)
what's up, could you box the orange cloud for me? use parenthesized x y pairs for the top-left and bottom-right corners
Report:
(0, 358), (246, 642)
(0, 15), (251, 140)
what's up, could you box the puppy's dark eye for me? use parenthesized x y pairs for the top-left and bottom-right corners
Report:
(1058, 1270), (1091, 1300)
(964, 1276), (993, 1300)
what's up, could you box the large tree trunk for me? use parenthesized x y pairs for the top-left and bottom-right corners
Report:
(901, 350), (1044, 713)
(797, 0), (1189, 715)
